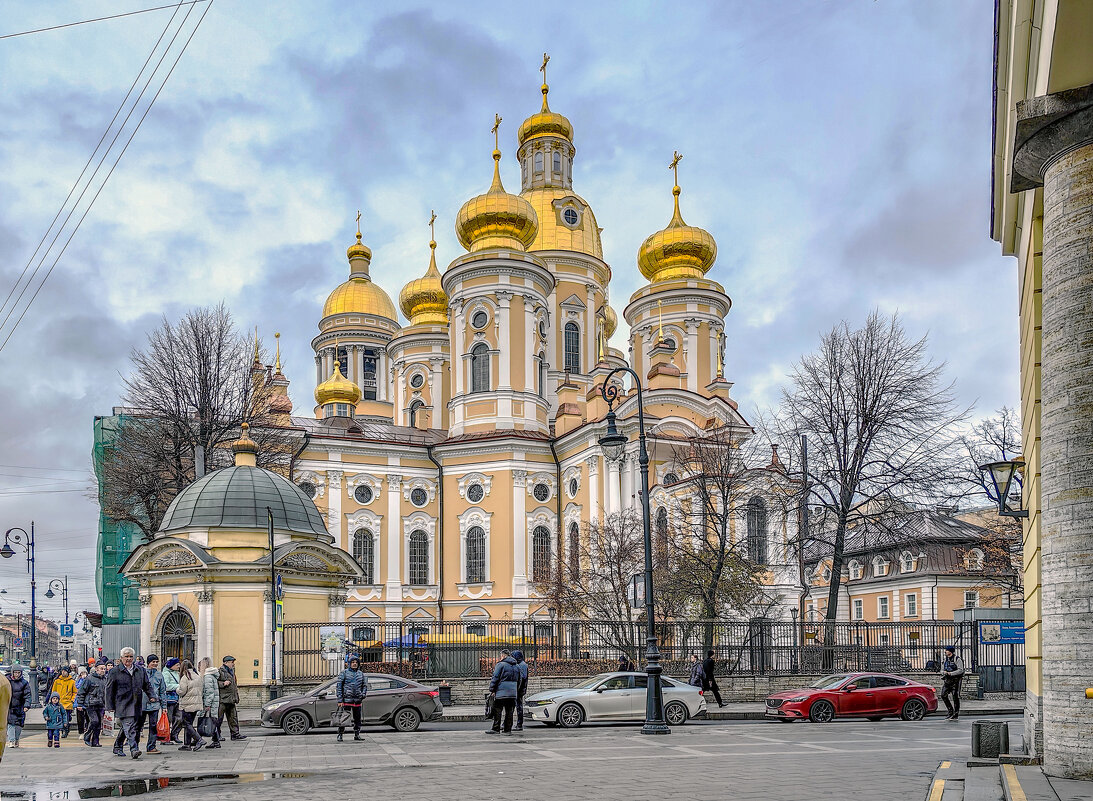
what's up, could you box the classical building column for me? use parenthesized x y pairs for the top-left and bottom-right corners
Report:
(587, 456), (600, 522)
(196, 588), (214, 659)
(685, 318), (700, 391)
(585, 283), (597, 374)
(452, 302), (465, 396)
(328, 592), (347, 623)
(326, 470), (343, 545)
(620, 454), (634, 511)
(606, 457), (622, 516)
(385, 474), (403, 615)
(139, 592), (153, 656)
(497, 291), (512, 389)
(512, 470), (528, 598)
(262, 589), (274, 684)
(430, 357), (445, 428)
(315, 355), (322, 387)
(1011, 83), (1093, 777)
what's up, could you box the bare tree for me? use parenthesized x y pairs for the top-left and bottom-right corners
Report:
(99, 304), (296, 539)
(766, 311), (968, 633)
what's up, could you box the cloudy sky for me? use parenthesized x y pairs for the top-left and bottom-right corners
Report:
(0, 1), (1017, 618)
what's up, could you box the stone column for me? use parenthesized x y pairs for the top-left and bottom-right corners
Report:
(430, 357), (445, 429)
(1011, 83), (1093, 778)
(385, 475), (403, 609)
(620, 454), (633, 511)
(262, 589), (273, 684)
(139, 593), (153, 657)
(196, 588), (214, 660)
(512, 470), (528, 598)
(606, 457), (622, 516)
(685, 318), (700, 392)
(585, 284), (597, 374)
(587, 456), (600, 522)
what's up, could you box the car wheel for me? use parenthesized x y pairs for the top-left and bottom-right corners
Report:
(900, 698), (927, 722)
(281, 710), (311, 736)
(867, 716), (884, 722)
(809, 700), (835, 723)
(664, 701), (689, 726)
(392, 706), (422, 732)
(557, 702), (584, 729)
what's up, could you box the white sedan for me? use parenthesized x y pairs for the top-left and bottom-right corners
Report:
(523, 671), (706, 728)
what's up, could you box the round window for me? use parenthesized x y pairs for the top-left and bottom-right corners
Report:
(568, 477), (578, 497)
(410, 373), (425, 389)
(538, 319), (547, 339)
(299, 481), (317, 499)
(354, 484), (373, 504)
(467, 483), (484, 503)
(663, 472), (679, 486)
(472, 310), (489, 330)
(563, 207), (579, 226)
(533, 483), (551, 502)
(410, 487), (429, 507)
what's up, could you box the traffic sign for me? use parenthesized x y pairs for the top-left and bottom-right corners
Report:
(275, 599), (284, 632)
(13, 637), (24, 648)
(276, 574), (284, 600)
(60, 623), (74, 638)
(59, 637), (74, 646)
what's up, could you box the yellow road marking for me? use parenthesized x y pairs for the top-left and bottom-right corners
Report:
(927, 778), (945, 801)
(1003, 764), (1028, 801)
(940, 760), (951, 769)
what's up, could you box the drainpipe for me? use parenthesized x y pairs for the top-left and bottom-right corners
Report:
(427, 444), (444, 624)
(288, 432), (311, 481)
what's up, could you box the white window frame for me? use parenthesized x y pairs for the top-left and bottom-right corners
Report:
(848, 560), (863, 580)
(900, 551), (916, 573)
(872, 557), (890, 577)
(457, 507), (492, 584)
(905, 593), (918, 617)
(852, 598), (864, 620)
(877, 596), (890, 619)
(964, 590), (979, 608)
(401, 513), (436, 586)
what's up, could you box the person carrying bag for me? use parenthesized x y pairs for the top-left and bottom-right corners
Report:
(334, 655), (367, 742)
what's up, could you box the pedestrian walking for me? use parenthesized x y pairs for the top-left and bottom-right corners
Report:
(162, 658), (181, 743)
(43, 692), (65, 748)
(617, 653), (635, 672)
(52, 667), (77, 737)
(217, 655), (246, 740)
(511, 650), (528, 732)
(702, 650), (724, 707)
(105, 646), (157, 759)
(139, 655), (167, 754)
(199, 657), (222, 748)
(5, 666), (30, 749)
(335, 655), (367, 742)
(688, 653), (705, 687)
(939, 645), (965, 720)
(75, 667), (89, 735)
(174, 661), (206, 752)
(76, 662), (107, 747)
(485, 650), (520, 735)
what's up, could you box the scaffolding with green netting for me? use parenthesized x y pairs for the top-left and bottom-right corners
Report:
(92, 413), (143, 625)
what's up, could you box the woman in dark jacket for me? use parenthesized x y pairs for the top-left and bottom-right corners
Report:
(335, 656), (367, 742)
(76, 662), (108, 747)
(486, 652), (521, 735)
(6, 666), (31, 748)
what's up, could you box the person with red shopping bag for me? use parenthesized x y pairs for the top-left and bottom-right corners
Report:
(138, 655), (168, 755)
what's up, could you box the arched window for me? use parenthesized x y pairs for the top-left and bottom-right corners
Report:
(552, 151), (562, 173)
(564, 322), (580, 374)
(900, 551), (916, 573)
(408, 400), (425, 428)
(532, 525), (551, 582)
(964, 548), (984, 571)
(159, 609), (196, 666)
(466, 526), (486, 583)
(568, 521), (580, 580)
(848, 560), (863, 580)
(471, 343), (489, 392)
(362, 348), (378, 400)
(746, 497), (768, 565)
(409, 530), (429, 585)
(872, 556), (889, 577)
(335, 345), (349, 376)
(534, 151), (544, 173)
(537, 353), (547, 397)
(655, 507), (669, 568)
(352, 529), (374, 584)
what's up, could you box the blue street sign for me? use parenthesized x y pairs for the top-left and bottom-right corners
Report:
(13, 636), (24, 648)
(60, 623), (74, 638)
(276, 574), (284, 600)
(980, 620), (1025, 645)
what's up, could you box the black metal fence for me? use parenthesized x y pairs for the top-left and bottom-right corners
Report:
(281, 618), (984, 682)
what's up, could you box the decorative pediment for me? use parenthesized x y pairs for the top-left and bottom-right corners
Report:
(457, 507), (491, 536)
(402, 477), (437, 504)
(296, 470), (326, 498)
(282, 552), (328, 571)
(459, 605), (490, 618)
(347, 604), (381, 619)
(405, 606), (436, 620)
(346, 508), (382, 532)
(559, 293), (586, 310)
(123, 539), (211, 575)
(457, 472), (493, 500)
(345, 473), (381, 501)
(152, 549), (200, 569)
(274, 543), (364, 579)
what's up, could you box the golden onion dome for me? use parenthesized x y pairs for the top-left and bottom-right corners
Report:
(637, 184), (717, 283)
(456, 119), (538, 252)
(603, 303), (618, 337)
(518, 83), (574, 146)
(322, 230), (398, 320)
(399, 238), (448, 325)
(314, 361), (361, 408)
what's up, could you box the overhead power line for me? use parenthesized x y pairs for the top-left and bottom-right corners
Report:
(0, 1), (208, 40)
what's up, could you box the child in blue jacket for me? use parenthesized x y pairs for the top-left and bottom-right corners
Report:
(44, 692), (66, 747)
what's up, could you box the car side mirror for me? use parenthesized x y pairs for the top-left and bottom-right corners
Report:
(593, 687), (604, 693)
(844, 686), (855, 692)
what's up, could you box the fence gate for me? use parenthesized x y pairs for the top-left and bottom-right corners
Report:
(974, 620), (1026, 693)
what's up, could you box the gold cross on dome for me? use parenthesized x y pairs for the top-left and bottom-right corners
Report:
(540, 52), (550, 82)
(429, 209), (437, 240)
(355, 209), (361, 236)
(492, 113), (502, 150)
(670, 151), (683, 185)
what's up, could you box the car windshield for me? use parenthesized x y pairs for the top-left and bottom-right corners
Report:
(310, 679), (337, 695)
(571, 674), (614, 690)
(809, 674), (849, 690)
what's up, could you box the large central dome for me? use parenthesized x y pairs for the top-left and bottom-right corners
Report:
(159, 465), (328, 538)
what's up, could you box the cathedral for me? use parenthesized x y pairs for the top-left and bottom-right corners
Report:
(244, 65), (799, 631)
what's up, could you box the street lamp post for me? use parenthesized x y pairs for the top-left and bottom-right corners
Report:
(598, 367), (670, 735)
(3, 521), (38, 705)
(977, 458), (1028, 518)
(46, 575), (69, 663)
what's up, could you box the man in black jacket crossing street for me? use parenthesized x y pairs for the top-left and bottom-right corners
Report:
(702, 650), (725, 708)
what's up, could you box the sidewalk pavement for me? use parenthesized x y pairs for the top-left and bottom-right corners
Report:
(928, 759), (1092, 801)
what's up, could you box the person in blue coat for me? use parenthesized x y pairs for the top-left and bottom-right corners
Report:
(139, 654), (168, 754)
(511, 650), (529, 732)
(335, 655), (367, 742)
(43, 692), (65, 748)
(486, 650), (521, 735)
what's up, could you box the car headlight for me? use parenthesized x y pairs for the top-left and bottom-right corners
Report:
(528, 698), (557, 706)
(783, 697), (808, 703)
(264, 701), (291, 711)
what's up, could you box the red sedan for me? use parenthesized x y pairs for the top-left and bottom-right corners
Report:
(765, 672), (938, 723)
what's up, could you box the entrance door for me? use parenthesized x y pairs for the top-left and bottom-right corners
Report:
(159, 609), (196, 665)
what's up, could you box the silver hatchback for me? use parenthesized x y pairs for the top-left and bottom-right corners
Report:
(524, 672), (706, 728)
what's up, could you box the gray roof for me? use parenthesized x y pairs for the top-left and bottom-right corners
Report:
(159, 465), (327, 537)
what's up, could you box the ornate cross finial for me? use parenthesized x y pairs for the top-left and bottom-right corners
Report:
(669, 151), (683, 186)
(274, 332), (282, 371)
(492, 113), (502, 150)
(429, 209), (437, 241)
(540, 52), (550, 82)
(355, 209), (362, 243)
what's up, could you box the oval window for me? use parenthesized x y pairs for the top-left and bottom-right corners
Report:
(354, 484), (373, 504)
(467, 483), (484, 503)
(533, 483), (551, 502)
(568, 477), (578, 497)
(299, 482), (317, 499)
(410, 373), (425, 389)
(472, 310), (489, 330)
(410, 487), (429, 507)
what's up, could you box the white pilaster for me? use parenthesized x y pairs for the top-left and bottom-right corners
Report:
(386, 474), (403, 600)
(523, 296), (534, 392)
(607, 458), (622, 515)
(139, 595), (152, 656)
(587, 456), (600, 522)
(513, 470), (528, 597)
(585, 284), (597, 374)
(497, 291), (512, 389)
(262, 593), (273, 683)
(686, 319), (699, 391)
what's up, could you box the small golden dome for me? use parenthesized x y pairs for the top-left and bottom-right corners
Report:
(232, 422), (259, 466)
(314, 361), (361, 408)
(322, 228), (397, 320)
(603, 303), (618, 337)
(399, 239), (448, 325)
(346, 231), (372, 262)
(637, 184), (717, 283)
(456, 145), (538, 252)
(518, 84), (574, 146)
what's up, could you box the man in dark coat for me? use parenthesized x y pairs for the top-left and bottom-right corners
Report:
(486, 650), (521, 735)
(105, 647), (157, 759)
(702, 650), (724, 707)
(335, 655), (368, 742)
(76, 662), (108, 747)
(5, 666), (31, 749)
(939, 645), (966, 720)
(217, 655), (245, 740)
(511, 650), (529, 732)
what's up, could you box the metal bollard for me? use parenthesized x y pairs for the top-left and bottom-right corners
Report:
(971, 719), (1008, 759)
